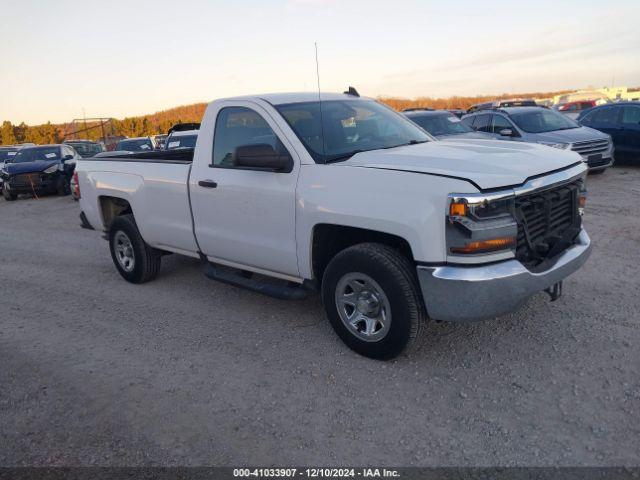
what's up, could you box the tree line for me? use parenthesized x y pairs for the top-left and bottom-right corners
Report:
(0, 89), (581, 146)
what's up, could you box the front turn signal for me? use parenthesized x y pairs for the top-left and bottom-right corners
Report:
(449, 201), (467, 217)
(450, 236), (516, 255)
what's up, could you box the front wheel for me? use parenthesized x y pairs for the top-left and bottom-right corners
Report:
(322, 243), (427, 360)
(109, 214), (161, 284)
(3, 185), (17, 201)
(56, 175), (71, 195)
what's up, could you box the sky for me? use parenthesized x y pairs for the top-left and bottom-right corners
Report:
(1, 0), (639, 125)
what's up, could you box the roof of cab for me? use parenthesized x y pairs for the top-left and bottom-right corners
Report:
(219, 92), (370, 105)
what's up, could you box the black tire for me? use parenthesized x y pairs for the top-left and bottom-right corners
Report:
(321, 243), (426, 360)
(589, 169), (606, 175)
(56, 175), (71, 196)
(108, 214), (161, 284)
(3, 186), (17, 201)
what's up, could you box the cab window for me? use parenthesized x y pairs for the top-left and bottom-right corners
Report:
(212, 107), (288, 168)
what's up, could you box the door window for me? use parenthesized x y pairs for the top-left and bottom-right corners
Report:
(212, 107), (288, 168)
(621, 106), (640, 127)
(491, 115), (515, 134)
(591, 107), (620, 126)
(472, 114), (491, 132)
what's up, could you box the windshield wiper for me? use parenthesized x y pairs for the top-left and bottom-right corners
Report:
(324, 150), (364, 164)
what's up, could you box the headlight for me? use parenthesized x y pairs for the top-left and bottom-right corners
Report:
(537, 142), (570, 149)
(43, 164), (58, 174)
(447, 193), (518, 256)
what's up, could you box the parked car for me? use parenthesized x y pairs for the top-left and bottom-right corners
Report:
(164, 129), (198, 150)
(448, 108), (467, 118)
(76, 91), (591, 359)
(63, 139), (105, 158)
(0, 145), (21, 169)
(115, 136), (157, 152)
(577, 102), (640, 162)
(153, 134), (168, 150)
(404, 110), (494, 140)
(467, 99), (537, 113)
(1, 144), (80, 200)
(0, 146), (22, 192)
(554, 100), (599, 120)
(462, 106), (614, 172)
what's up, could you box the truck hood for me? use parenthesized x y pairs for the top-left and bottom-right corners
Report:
(339, 139), (582, 190)
(3, 161), (58, 175)
(528, 126), (609, 143)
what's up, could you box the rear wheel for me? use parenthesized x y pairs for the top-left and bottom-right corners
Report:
(109, 214), (161, 283)
(321, 243), (426, 360)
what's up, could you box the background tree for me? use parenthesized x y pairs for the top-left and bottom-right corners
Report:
(1, 121), (17, 145)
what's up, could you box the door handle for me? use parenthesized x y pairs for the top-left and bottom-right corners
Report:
(198, 180), (218, 188)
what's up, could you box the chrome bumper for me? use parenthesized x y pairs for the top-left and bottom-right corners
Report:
(417, 229), (592, 322)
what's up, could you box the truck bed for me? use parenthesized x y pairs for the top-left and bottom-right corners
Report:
(77, 153), (199, 257)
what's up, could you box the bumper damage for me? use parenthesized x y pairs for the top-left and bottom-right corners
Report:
(417, 229), (592, 321)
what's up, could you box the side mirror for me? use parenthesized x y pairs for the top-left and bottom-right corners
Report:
(499, 128), (514, 137)
(234, 144), (292, 172)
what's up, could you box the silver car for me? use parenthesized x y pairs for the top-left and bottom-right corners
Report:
(462, 107), (614, 172)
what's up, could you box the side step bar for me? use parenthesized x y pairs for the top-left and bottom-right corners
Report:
(205, 263), (308, 300)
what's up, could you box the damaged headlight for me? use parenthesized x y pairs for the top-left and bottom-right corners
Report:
(447, 193), (518, 256)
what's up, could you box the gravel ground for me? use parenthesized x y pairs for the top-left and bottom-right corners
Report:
(0, 165), (639, 467)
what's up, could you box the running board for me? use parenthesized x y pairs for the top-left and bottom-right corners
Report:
(204, 263), (308, 300)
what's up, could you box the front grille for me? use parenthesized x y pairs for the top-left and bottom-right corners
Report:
(515, 180), (581, 267)
(10, 173), (43, 189)
(571, 139), (609, 157)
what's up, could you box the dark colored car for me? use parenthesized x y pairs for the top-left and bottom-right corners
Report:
(164, 130), (199, 150)
(462, 107), (614, 172)
(448, 108), (467, 118)
(467, 99), (537, 113)
(404, 110), (494, 140)
(1, 145), (80, 201)
(577, 102), (640, 162)
(115, 137), (156, 152)
(63, 139), (104, 158)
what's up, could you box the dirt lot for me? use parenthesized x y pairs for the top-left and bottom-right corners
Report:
(1, 165), (639, 467)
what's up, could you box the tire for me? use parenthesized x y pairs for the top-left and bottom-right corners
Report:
(321, 243), (426, 360)
(56, 176), (71, 196)
(3, 186), (17, 201)
(109, 214), (161, 284)
(589, 169), (606, 175)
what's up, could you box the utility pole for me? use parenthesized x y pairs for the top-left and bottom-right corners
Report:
(82, 108), (87, 139)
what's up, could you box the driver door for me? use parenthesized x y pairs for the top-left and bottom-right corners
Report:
(189, 102), (300, 278)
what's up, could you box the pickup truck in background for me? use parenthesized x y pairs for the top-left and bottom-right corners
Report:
(76, 90), (592, 359)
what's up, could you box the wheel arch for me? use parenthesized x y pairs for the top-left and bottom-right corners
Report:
(310, 223), (415, 286)
(98, 195), (133, 230)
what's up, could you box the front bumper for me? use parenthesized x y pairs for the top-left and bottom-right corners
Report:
(3, 173), (58, 194)
(417, 229), (592, 321)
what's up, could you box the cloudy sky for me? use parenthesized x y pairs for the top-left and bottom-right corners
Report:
(1, 0), (638, 124)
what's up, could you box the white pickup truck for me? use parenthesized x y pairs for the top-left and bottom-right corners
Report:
(77, 91), (591, 359)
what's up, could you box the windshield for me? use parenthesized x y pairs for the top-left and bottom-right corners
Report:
(165, 134), (197, 150)
(408, 113), (474, 136)
(510, 109), (579, 133)
(116, 139), (153, 151)
(0, 148), (20, 162)
(11, 147), (61, 163)
(66, 142), (103, 157)
(276, 100), (431, 163)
